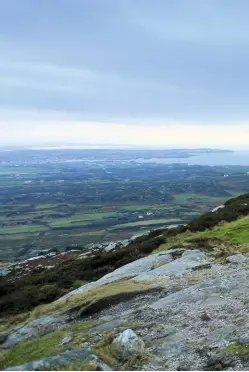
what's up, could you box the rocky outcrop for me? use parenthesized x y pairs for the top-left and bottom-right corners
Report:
(113, 329), (145, 359)
(3, 245), (249, 370)
(226, 253), (247, 264)
(1, 315), (69, 349)
(0, 266), (10, 277)
(58, 249), (212, 303)
(61, 335), (73, 345)
(4, 348), (112, 371)
(57, 251), (175, 302)
(0, 231), (154, 281)
(0, 251), (82, 279)
(134, 250), (212, 280)
(83, 231), (149, 254)
(5, 193), (249, 370)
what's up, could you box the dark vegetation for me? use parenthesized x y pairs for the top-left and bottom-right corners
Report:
(0, 234), (164, 316)
(2, 192), (249, 317)
(188, 193), (249, 232)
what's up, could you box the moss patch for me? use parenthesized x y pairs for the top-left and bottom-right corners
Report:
(0, 329), (68, 369)
(224, 342), (249, 358)
(0, 320), (103, 370)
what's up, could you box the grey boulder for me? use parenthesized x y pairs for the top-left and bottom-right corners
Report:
(226, 254), (247, 264)
(239, 333), (249, 345)
(113, 329), (145, 359)
(61, 335), (73, 345)
(1, 315), (68, 349)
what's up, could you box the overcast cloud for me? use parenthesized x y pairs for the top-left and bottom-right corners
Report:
(1, 0), (249, 147)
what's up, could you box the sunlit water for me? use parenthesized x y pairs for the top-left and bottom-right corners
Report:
(137, 151), (249, 166)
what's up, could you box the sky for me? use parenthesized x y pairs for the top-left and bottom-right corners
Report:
(1, 0), (249, 148)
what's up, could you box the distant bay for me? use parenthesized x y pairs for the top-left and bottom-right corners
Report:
(137, 151), (249, 166)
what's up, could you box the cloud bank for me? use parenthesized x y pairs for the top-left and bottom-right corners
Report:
(0, 0), (249, 147)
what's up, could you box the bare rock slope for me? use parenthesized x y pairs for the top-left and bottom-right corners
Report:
(2, 246), (249, 370)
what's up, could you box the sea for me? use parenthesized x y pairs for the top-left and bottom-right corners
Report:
(138, 151), (249, 166)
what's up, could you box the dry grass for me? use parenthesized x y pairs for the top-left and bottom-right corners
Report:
(94, 331), (153, 371)
(31, 279), (158, 319)
(94, 332), (119, 368)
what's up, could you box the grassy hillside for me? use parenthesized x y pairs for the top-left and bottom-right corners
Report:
(1, 192), (249, 317)
(155, 216), (249, 254)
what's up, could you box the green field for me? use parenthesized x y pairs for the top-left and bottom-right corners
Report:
(119, 204), (175, 211)
(0, 225), (49, 235)
(0, 164), (246, 261)
(173, 193), (228, 205)
(110, 218), (181, 230)
(0, 190), (242, 261)
(47, 211), (121, 227)
(1, 149), (249, 261)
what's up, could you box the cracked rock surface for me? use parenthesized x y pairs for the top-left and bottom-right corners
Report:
(3, 249), (249, 370)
